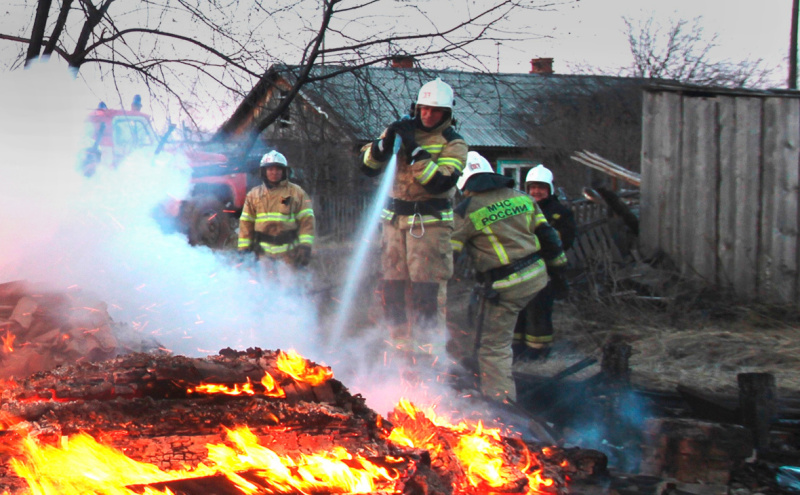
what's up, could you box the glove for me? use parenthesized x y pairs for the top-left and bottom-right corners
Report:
(548, 268), (569, 301)
(294, 245), (312, 267)
(388, 118), (431, 163)
(369, 126), (396, 162)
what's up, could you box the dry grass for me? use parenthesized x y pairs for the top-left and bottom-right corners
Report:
(515, 292), (800, 399)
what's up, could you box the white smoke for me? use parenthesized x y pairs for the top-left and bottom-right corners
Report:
(0, 61), (503, 432)
(0, 60), (317, 357)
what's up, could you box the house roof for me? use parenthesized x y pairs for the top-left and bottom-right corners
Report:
(221, 64), (648, 149)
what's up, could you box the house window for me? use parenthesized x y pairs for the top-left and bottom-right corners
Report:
(497, 159), (536, 191)
(277, 90), (292, 128)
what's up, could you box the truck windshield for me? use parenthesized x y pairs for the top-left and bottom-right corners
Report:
(113, 117), (157, 150)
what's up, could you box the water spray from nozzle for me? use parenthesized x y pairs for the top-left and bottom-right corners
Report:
(329, 136), (402, 343)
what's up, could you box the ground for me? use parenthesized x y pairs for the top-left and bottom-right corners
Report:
(520, 296), (800, 398)
(311, 244), (800, 402)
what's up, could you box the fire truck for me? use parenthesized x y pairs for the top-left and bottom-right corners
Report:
(80, 97), (248, 249)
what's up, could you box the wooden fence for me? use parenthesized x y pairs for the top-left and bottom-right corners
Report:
(640, 86), (800, 306)
(314, 193), (372, 243)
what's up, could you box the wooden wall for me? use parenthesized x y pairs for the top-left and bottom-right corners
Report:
(641, 89), (800, 305)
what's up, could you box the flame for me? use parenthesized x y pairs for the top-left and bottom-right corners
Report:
(276, 349), (333, 386)
(10, 426), (404, 494)
(187, 371), (286, 398)
(453, 421), (505, 487)
(188, 379), (256, 396)
(2, 331), (15, 353)
(259, 370), (286, 398)
(388, 399), (560, 493)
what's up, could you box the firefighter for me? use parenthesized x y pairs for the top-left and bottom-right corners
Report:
(450, 152), (567, 403)
(238, 151), (315, 270)
(513, 165), (576, 362)
(359, 77), (468, 360)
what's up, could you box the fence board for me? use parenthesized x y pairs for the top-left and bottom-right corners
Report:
(641, 92), (683, 259)
(640, 93), (680, 256)
(717, 96), (736, 288)
(679, 97), (718, 280)
(643, 89), (800, 307)
(760, 99), (800, 303)
(732, 98), (763, 297)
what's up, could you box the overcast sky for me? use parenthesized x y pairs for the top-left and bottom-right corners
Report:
(0, 0), (793, 128)
(491, 0), (791, 83)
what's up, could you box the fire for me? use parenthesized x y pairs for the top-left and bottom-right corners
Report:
(454, 421), (506, 487)
(388, 398), (561, 494)
(10, 426), (404, 494)
(1, 332), (14, 353)
(0, 349), (575, 494)
(186, 349), (333, 399)
(187, 371), (286, 398)
(276, 349), (333, 386)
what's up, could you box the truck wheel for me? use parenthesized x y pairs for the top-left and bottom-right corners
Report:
(183, 195), (232, 249)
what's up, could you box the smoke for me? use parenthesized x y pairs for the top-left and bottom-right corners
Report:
(0, 61), (317, 357)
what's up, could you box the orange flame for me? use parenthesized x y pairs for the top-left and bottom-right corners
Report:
(276, 349), (333, 386)
(187, 371), (286, 398)
(10, 426), (403, 494)
(388, 399), (560, 493)
(2, 331), (15, 353)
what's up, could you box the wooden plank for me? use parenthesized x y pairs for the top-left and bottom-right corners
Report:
(760, 98), (800, 304)
(640, 92), (683, 258)
(717, 96), (737, 289)
(679, 97), (719, 282)
(598, 223), (624, 263)
(731, 98), (764, 298)
(640, 91), (658, 255)
(662, 93), (684, 262)
(776, 99), (800, 305)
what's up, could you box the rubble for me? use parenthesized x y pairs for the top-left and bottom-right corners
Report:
(0, 281), (125, 380)
(0, 344), (607, 494)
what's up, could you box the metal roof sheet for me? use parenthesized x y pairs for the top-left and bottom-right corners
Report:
(235, 65), (647, 148)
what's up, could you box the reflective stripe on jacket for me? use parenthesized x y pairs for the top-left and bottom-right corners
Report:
(360, 114), (467, 228)
(451, 188), (567, 289)
(237, 179), (315, 254)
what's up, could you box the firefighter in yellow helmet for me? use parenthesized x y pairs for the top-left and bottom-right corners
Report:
(450, 152), (567, 403)
(359, 78), (468, 360)
(238, 150), (315, 269)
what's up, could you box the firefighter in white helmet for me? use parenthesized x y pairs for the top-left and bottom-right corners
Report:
(238, 150), (315, 269)
(449, 152), (567, 403)
(513, 164), (576, 362)
(359, 77), (468, 362)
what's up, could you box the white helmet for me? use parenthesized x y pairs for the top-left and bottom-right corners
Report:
(525, 164), (554, 194)
(417, 78), (454, 110)
(457, 151), (494, 190)
(259, 150), (288, 168)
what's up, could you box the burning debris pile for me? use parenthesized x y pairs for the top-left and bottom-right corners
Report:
(0, 346), (608, 494)
(0, 281), (122, 379)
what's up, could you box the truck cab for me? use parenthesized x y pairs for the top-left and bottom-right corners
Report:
(81, 99), (247, 249)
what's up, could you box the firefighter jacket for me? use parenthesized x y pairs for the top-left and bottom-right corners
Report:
(237, 179), (315, 256)
(537, 195), (577, 251)
(359, 114), (467, 229)
(451, 174), (567, 291)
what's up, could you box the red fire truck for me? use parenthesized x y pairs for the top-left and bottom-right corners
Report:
(81, 98), (247, 248)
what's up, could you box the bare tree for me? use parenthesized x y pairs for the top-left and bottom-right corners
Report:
(1, 0), (535, 133)
(620, 16), (774, 88)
